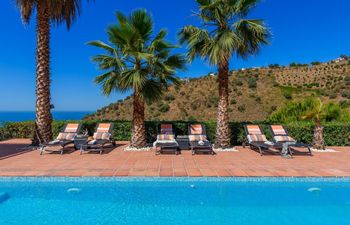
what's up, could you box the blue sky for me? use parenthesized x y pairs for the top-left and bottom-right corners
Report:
(0, 0), (349, 111)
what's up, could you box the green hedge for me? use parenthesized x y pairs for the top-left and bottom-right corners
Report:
(1, 120), (350, 146)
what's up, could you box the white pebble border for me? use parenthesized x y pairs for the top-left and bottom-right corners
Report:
(124, 146), (152, 151)
(311, 148), (338, 152)
(213, 147), (238, 152)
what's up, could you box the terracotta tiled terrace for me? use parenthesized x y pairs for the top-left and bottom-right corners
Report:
(1, 139), (350, 177)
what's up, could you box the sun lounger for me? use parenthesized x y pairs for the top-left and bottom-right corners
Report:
(154, 124), (179, 155)
(39, 123), (81, 155)
(243, 124), (282, 156)
(269, 125), (312, 156)
(188, 124), (214, 155)
(80, 123), (116, 155)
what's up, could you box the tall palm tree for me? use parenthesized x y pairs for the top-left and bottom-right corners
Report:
(16, 0), (88, 144)
(89, 10), (186, 148)
(179, 0), (270, 148)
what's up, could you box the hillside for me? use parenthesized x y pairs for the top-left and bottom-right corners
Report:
(85, 57), (350, 121)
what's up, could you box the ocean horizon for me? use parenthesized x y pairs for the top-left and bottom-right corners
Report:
(0, 111), (93, 123)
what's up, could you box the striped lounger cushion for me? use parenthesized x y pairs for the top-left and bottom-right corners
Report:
(274, 135), (296, 142)
(246, 125), (262, 135)
(64, 124), (79, 133)
(160, 124), (173, 134)
(271, 125), (288, 135)
(157, 134), (175, 141)
(56, 132), (76, 141)
(93, 132), (111, 140)
(96, 123), (111, 133)
(188, 135), (207, 142)
(190, 125), (203, 135)
(247, 134), (267, 143)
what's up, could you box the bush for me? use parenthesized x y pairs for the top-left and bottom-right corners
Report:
(247, 77), (257, 89)
(341, 90), (350, 99)
(2, 120), (350, 146)
(159, 103), (170, 112)
(328, 91), (337, 99)
(268, 64), (280, 68)
(282, 89), (293, 100)
(311, 61), (321, 66)
(230, 99), (237, 105)
(164, 93), (175, 101)
(238, 105), (246, 112)
(344, 76), (350, 85)
(234, 79), (243, 86)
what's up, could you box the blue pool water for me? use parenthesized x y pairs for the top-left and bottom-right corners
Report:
(0, 177), (349, 225)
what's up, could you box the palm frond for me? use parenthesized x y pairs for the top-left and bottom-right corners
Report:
(89, 9), (185, 102)
(16, 0), (35, 24)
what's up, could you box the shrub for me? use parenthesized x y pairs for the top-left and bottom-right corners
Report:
(268, 64), (280, 68)
(164, 93), (175, 101)
(282, 89), (293, 100)
(289, 62), (298, 67)
(230, 99), (237, 105)
(344, 76), (350, 85)
(238, 105), (246, 112)
(2, 120), (350, 146)
(341, 90), (350, 99)
(247, 77), (257, 88)
(209, 96), (219, 107)
(234, 79), (244, 86)
(311, 61), (321, 66)
(328, 91), (337, 99)
(340, 100), (350, 108)
(159, 103), (170, 112)
(270, 105), (277, 113)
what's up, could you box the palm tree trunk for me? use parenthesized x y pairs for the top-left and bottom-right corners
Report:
(131, 91), (147, 148)
(215, 56), (231, 148)
(312, 120), (325, 150)
(33, 3), (53, 145)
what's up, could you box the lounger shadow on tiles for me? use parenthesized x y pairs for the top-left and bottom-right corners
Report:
(39, 123), (81, 155)
(80, 123), (116, 155)
(243, 124), (281, 156)
(154, 124), (179, 155)
(269, 125), (313, 156)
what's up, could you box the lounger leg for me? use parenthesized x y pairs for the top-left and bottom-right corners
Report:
(288, 147), (293, 158)
(258, 147), (263, 156)
(40, 146), (45, 155)
(308, 147), (313, 156)
(100, 150), (102, 155)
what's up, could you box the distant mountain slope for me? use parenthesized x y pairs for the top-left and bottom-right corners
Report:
(85, 58), (350, 121)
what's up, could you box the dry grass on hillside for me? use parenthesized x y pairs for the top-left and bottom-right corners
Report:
(86, 59), (350, 121)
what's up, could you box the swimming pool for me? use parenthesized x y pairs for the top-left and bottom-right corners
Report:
(0, 177), (349, 225)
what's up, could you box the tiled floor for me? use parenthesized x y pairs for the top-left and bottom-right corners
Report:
(1, 139), (350, 177)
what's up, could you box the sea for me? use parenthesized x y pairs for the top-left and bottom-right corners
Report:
(0, 111), (92, 124)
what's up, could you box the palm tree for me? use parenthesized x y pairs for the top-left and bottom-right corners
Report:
(89, 10), (186, 148)
(16, 0), (88, 144)
(179, 0), (270, 148)
(302, 98), (346, 150)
